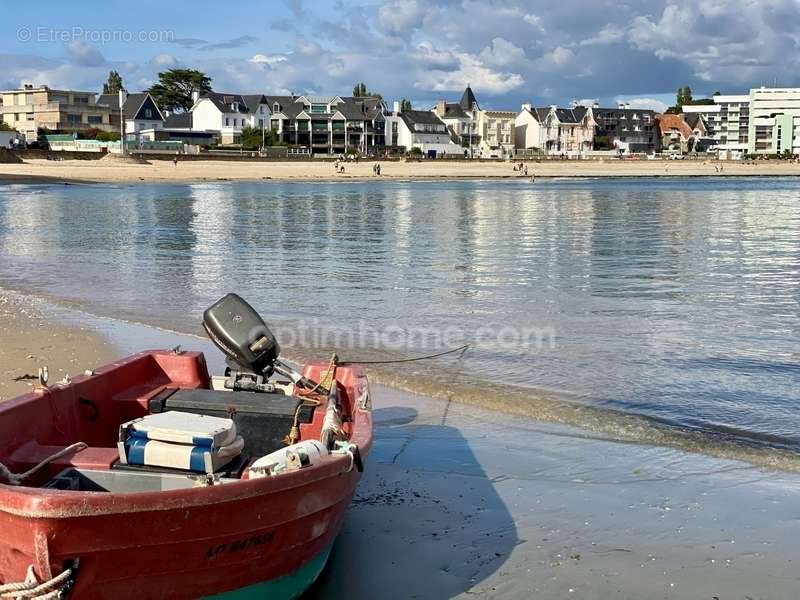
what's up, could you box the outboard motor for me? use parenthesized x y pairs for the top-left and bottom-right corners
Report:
(203, 294), (321, 392)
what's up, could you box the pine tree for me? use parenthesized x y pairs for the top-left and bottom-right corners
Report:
(102, 70), (125, 94)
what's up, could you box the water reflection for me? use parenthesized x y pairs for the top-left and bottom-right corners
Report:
(0, 178), (798, 447)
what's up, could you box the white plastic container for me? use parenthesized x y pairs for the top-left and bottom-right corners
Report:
(247, 440), (328, 478)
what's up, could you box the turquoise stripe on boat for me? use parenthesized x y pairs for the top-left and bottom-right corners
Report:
(202, 542), (333, 600)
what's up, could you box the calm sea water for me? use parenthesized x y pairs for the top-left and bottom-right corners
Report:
(0, 178), (798, 453)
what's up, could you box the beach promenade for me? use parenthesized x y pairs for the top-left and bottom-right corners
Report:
(2, 157), (800, 184)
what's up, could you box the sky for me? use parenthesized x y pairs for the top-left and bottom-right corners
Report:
(2, 0), (800, 112)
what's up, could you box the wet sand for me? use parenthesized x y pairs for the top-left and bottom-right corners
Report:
(1, 157), (800, 184)
(1, 292), (799, 598)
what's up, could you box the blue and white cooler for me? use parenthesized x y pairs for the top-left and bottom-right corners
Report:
(118, 411), (245, 474)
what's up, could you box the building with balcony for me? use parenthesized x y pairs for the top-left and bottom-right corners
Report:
(745, 87), (800, 156)
(0, 84), (115, 140)
(682, 94), (750, 158)
(189, 92), (270, 145)
(432, 85), (480, 154)
(385, 102), (464, 157)
(514, 104), (595, 157)
(265, 95), (386, 155)
(476, 109), (515, 158)
(592, 104), (658, 153)
(96, 92), (165, 142)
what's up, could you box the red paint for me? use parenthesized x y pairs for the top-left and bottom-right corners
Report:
(0, 350), (372, 599)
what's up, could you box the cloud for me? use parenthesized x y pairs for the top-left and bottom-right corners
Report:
(478, 38), (526, 68)
(413, 43), (525, 95)
(200, 35), (259, 51)
(151, 54), (178, 67)
(249, 54), (288, 66)
(378, 0), (427, 34)
(65, 41), (106, 67)
(614, 97), (669, 112)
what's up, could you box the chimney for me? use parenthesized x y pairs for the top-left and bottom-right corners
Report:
(191, 90), (200, 104)
(625, 102), (631, 109)
(570, 99), (578, 108)
(435, 100), (446, 116)
(618, 102), (625, 109)
(522, 103), (532, 112)
(393, 100), (400, 114)
(23, 83), (33, 90)
(593, 102), (599, 108)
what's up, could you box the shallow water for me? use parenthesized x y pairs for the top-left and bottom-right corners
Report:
(0, 178), (798, 455)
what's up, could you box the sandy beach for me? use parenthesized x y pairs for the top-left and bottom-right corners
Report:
(1, 292), (798, 598)
(1, 157), (800, 184)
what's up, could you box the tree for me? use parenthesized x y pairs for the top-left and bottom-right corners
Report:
(102, 70), (125, 94)
(240, 126), (282, 150)
(148, 69), (212, 113)
(0, 120), (15, 132)
(352, 82), (382, 99)
(400, 98), (412, 111)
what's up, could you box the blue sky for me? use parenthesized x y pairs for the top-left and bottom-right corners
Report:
(3, 0), (800, 112)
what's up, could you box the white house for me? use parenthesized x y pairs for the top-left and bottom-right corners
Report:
(432, 85), (480, 155)
(190, 92), (270, 145)
(97, 92), (165, 141)
(385, 102), (464, 157)
(515, 104), (595, 157)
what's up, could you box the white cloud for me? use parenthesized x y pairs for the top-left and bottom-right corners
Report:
(523, 13), (546, 33)
(615, 97), (669, 112)
(151, 54), (178, 67)
(478, 38), (526, 68)
(542, 46), (575, 67)
(579, 25), (624, 46)
(249, 54), (288, 66)
(65, 41), (106, 67)
(414, 48), (524, 94)
(378, 0), (427, 35)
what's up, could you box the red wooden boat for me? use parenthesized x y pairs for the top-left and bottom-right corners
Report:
(0, 294), (372, 599)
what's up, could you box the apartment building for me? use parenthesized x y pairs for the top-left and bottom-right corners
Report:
(190, 92), (270, 145)
(592, 104), (658, 153)
(747, 87), (800, 156)
(0, 84), (115, 140)
(266, 95), (386, 155)
(682, 95), (750, 158)
(476, 110), (515, 158)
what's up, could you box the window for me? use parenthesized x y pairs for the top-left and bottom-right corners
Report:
(25, 113), (34, 121)
(66, 113), (82, 124)
(310, 104), (326, 113)
(87, 115), (103, 124)
(74, 96), (89, 104)
(273, 103), (280, 113)
(144, 109), (152, 118)
(225, 118), (230, 126)
(25, 93), (33, 105)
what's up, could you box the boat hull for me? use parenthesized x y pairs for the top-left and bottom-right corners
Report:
(0, 350), (373, 599)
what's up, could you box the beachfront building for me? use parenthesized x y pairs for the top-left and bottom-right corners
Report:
(432, 85), (480, 155)
(476, 109), (516, 158)
(746, 87), (800, 156)
(0, 84), (115, 140)
(189, 92), (270, 145)
(655, 113), (696, 154)
(265, 95), (386, 156)
(97, 92), (165, 142)
(514, 104), (595, 157)
(592, 104), (658, 154)
(682, 94), (750, 159)
(385, 101), (464, 157)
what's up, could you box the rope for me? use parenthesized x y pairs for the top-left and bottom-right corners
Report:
(0, 563), (75, 599)
(337, 344), (470, 365)
(284, 354), (336, 445)
(0, 443), (88, 486)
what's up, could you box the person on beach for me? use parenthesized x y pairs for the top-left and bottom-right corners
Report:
(173, 152), (179, 168)
(376, 163), (381, 176)
(372, 163), (377, 176)
(523, 165), (528, 176)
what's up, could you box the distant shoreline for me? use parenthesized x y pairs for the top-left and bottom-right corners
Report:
(2, 157), (800, 184)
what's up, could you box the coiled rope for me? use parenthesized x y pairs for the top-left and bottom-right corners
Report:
(0, 563), (76, 599)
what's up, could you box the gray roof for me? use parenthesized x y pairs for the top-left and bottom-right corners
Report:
(684, 113), (703, 129)
(399, 110), (446, 129)
(439, 102), (469, 119)
(200, 92), (265, 114)
(164, 112), (193, 129)
(524, 106), (589, 123)
(593, 107), (657, 118)
(97, 92), (162, 121)
(459, 85), (479, 111)
(265, 95), (385, 121)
